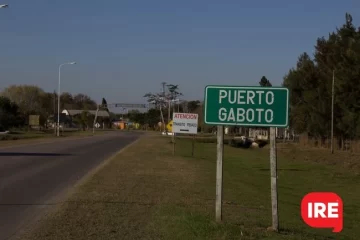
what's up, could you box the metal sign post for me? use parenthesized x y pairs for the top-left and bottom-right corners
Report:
(191, 134), (195, 157)
(203, 85), (289, 230)
(216, 125), (224, 222)
(173, 133), (176, 155)
(270, 127), (279, 231)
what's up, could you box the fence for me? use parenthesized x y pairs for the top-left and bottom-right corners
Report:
(298, 134), (360, 153)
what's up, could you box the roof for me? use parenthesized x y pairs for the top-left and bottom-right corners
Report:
(62, 109), (110, 117)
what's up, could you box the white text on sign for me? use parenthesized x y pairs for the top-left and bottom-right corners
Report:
(219, 90), (274, 105)
(218, 89), (275, 123)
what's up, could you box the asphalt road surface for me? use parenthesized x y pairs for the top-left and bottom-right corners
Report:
(0, 131), (141, 240)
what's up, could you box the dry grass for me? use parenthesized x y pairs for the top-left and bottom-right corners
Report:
(22, 136), (210, 240)
(0, 130), (110, 147)
(21, 135), (360, 240)
(298, 135), (360, 153)
(277, 142), (360, 175)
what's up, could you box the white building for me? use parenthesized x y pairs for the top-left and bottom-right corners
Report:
(62, 109), (110, 118)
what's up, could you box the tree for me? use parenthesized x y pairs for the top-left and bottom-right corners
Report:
(0, 83), (103, 129)
(144, 92), (166, 129)
(166, 84), (183, 107)
(259, 76), (272, 87)
(0, 96), (23, 129)
(146, 108), (162, 129)
(128, 110), (147, 125)
(283, 53), (328, 138)
(187, 100), (200, 113)
(283, 13), (360, 146)
(1, 85), (45, 118)
(166, 84), (183, 122)
(100, 97), (112, 127)
(60, 92), (74, 109)
(102, 98), (109, 112)
(259, 77), (273, 137)
(73, 110), (94, 130)
(73, 94), (97, 109)
(39, 92), (56, 127)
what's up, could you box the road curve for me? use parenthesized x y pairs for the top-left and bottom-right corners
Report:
(0, 131), (141, 240)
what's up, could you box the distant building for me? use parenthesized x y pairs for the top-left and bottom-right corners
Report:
(248, 127), (294, 140)
(62, 109), (110, 118)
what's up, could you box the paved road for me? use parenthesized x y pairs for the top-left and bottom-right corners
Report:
(0, 132), (141, 240)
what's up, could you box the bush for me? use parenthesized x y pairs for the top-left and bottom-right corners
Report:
(0, 134), (43, 141)
(229, 138), (252, 148)
(254, 139), (268, 148)
(0, 135), (15, 140)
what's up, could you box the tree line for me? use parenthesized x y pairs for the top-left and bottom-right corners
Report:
(0, 84), (98, 130)
(127, 100), (201, 129)
(142, 83), (203, 130)
(282, 13), (360, 144)
(157, 13), (360, 141)
(0, 83), (201, 131)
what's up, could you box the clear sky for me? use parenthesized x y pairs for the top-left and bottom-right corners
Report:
(0, 0), (359, 106)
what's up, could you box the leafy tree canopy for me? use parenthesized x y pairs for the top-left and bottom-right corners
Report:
(283, 13), (360, 139)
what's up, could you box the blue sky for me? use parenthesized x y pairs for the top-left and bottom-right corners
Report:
(0, 0), (359, 107)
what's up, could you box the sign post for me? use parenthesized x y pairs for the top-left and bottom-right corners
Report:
(172, 113), (199, 156)
(216, 125), (224, 222)
(191, 135), (195, 157)
(204, 85), (289, 230)
(270, 127), (279, 231)
(173, 133), (176, 155)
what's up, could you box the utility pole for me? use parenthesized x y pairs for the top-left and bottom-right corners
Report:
(161, 82), (167, 132)
(161, 82), (166, 97)
(93, 104), (100, 134)
(331, 70), (335, 154)
(164, 83), (171, 126)
(168, 99), (171, 124)
(53, 90), (56, 135)
(57, 62), (76, 137)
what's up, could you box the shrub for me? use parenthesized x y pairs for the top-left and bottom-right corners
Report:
(255, 139), (268, 148)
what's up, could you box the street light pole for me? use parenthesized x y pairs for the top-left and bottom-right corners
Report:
(57, 62), (76, 137)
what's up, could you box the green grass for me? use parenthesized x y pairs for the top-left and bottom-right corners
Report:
(164, 138), (360, 240)
(0, 129), (114, 147)
(0, 129), (112, 140)
(23, 136), (359, 240)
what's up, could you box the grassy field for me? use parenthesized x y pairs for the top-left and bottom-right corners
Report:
(23, 135), (359, 240)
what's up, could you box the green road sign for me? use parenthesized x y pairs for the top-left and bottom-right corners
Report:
(204, 86), (289, 127)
